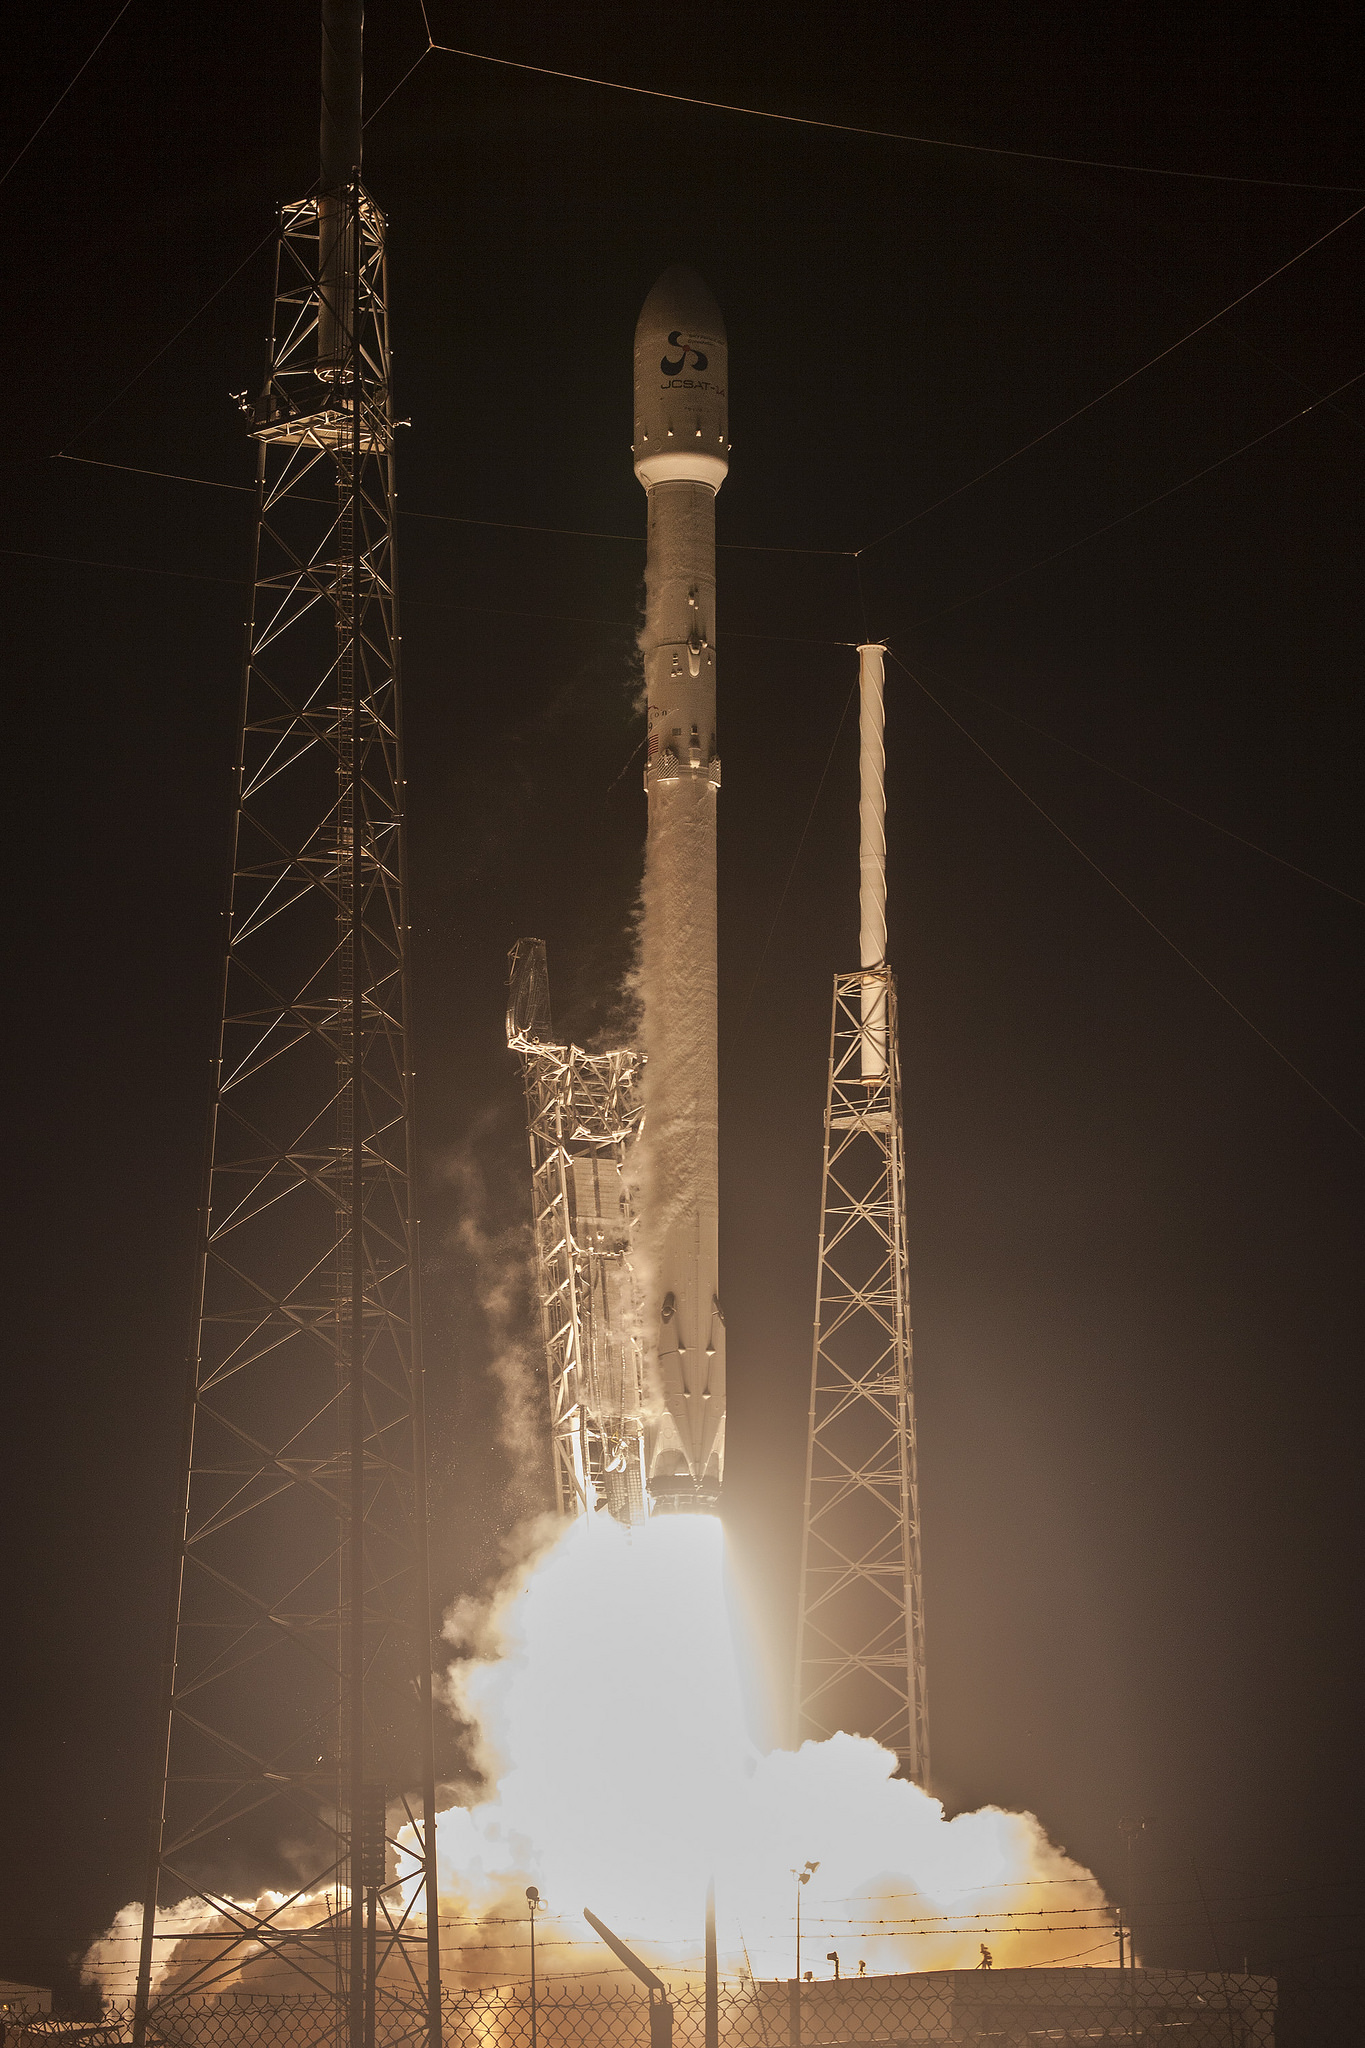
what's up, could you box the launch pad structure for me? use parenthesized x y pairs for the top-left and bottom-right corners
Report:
(133, 8), (440, 2048)
(507, 939), (650, 1524)
(794, 645), (931, 1786)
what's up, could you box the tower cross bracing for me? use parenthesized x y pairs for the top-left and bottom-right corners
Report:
(133, 170), (440, 2048)
(795, 643), (929, 1785)
(794, 971), (929, 1779)
(507, 939), (649, 1526)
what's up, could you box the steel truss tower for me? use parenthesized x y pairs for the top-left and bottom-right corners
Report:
(507, 939), (650, 1525)
(794, 645), (930, 1785)
(134, 12), (441, 2046)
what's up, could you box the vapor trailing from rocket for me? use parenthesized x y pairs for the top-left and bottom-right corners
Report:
(634, 265), (730, 1512)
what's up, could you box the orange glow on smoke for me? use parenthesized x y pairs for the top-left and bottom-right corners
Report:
(421, 1516), (1111, 1985)
(87, 1517), (1112, 1997)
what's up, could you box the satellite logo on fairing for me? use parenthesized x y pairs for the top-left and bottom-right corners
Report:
(661, 330), (709, 374)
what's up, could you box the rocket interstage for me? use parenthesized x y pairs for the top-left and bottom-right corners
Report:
(634, 265), (729, 1514)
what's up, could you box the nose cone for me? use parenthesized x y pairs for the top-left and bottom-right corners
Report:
(633, 264), (729, 489)
(636, 264), (726, 352)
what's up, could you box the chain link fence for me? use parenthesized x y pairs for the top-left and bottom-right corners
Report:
(0, 1968), (1289, 2047)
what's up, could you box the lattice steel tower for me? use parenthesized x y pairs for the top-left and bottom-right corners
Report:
(506, 939), (649, 1526)
(133, 9), (441, 2045)
(793, 645), (930, 1784)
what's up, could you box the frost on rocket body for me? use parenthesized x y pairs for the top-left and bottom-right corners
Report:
(639, 777), (719, 1247)
(633, 275), (728, 1503)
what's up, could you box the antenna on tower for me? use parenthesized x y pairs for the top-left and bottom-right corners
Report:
(793, 642), (930, 1784)
(132, 8), (441, 2046)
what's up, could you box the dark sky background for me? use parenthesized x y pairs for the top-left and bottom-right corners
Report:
(4, 0), (1363, 2007)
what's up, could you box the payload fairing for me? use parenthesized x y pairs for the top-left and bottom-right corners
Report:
(634, 266), (729, 1511)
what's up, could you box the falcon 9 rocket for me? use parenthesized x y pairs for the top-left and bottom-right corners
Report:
(633, 266), (730, 1512)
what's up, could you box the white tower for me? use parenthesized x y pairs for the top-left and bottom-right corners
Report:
(794, 645), (930, 1781)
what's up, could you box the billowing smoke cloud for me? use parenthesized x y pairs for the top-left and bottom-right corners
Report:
(422, 1516), (1112, 1988)
(438, 1114), (555, 1522)
(89, 1496), (1112, 2001)
(85, 1106), (1112, 2002)
(83, 1889), (341, 2001)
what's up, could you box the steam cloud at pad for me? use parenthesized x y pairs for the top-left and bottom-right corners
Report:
(428, 1516), (1109, 1983)
(85, 1520), (1108, 1996)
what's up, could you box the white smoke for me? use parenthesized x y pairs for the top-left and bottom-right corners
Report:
(438, 1115), (554, 1518)
(422, 1515), (1112, 1986)
(82, 1888), (342, 2002)
(85, 1351), (1111, 2003)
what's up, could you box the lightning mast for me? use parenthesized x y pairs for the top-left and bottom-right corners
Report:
(793, 644), (930, 1784)
(132, 8), (441, 2045)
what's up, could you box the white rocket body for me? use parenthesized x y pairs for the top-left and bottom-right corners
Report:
(633, 266), (729, 1511)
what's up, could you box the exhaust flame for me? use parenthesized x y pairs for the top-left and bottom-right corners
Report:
(427, 1515), (1110, 1984)
(86, 1518), (1110, 1997)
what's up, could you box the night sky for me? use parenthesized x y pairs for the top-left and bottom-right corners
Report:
(4, 0), (1363, 2006)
